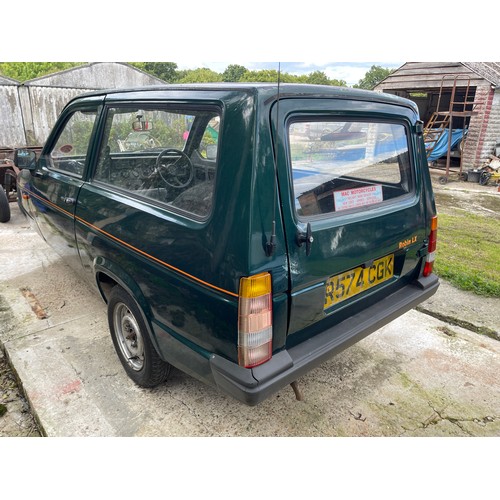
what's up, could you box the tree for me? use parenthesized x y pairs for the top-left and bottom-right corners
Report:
(222, 64), (248, 82)
(240, 69), (281, 83)
(239, 68), (347, 86)
(176, 68), (222, 83)
(131, 62), (179, 83)
(355, 65), (394, 90)
(0, 62), (81, 82)
(239, 69), (305, 83)
(304, 70), (346, 87)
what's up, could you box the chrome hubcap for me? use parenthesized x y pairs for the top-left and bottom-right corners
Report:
(113, 302), (144, 371)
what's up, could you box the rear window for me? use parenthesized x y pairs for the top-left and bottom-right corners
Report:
(288, 120), (413, 218)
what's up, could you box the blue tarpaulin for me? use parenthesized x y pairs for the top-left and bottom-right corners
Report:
(427, 129), (466, 161)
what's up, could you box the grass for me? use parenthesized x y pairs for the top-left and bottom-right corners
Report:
(434, 212), (500, 297)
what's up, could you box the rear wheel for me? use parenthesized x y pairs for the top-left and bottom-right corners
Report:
(0, 187), (11, 223)
(108, 286), (171, 387)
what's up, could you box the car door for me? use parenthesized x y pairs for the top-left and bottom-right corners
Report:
(27, 98), (101, 270)
(273, 98), (426, 343)
(74, 101), (232, 357)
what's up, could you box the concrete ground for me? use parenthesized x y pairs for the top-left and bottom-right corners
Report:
(1, 197), (499, 437)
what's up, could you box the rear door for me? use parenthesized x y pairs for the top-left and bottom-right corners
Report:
(274, 98), (426, 341)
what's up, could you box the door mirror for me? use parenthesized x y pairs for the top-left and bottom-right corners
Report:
(14, 149), (37, 170)
(206, 144), (217, 160)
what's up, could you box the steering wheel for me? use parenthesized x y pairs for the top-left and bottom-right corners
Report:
(155, 148), (194, 188)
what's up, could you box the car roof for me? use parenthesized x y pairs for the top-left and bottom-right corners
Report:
(69, 83), (418, 113)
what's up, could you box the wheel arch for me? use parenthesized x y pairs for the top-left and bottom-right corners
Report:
(94, 258), (147, 308)
(94, 261), (165, 361)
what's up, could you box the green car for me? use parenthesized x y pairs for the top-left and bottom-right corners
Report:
(15, 83), (439, 405)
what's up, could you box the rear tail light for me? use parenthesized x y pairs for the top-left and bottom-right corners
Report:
(238, 272), (273, 368)
(423, 216), (438, 277)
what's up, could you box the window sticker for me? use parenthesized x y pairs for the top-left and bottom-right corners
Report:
(333, 185), (383, 212)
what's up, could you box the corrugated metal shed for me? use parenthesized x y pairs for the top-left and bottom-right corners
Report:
(1, 62), (166, 149)
(0, 75), (26, 149)
(0, 75), (20, 85)
(23, 62), (164, 88)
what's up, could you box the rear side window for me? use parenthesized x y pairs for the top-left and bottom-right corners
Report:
(288, 120), (413, 218)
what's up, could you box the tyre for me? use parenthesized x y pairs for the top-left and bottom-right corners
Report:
(107, 286), (171, 387)
(0, 187), (11, 223)
(3, 169), (16, 193)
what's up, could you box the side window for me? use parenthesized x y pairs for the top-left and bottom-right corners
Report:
(49, 110), (98, 177)
(288, 120), (413, 218)
(94, 106), (220, 219)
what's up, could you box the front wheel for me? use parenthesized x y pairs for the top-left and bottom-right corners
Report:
(108, 286), (171, 387)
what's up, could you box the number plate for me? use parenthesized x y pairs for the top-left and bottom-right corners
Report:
(324, 254), (394, 309)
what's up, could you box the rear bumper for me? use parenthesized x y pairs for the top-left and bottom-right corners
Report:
(209, 273), (439, 406)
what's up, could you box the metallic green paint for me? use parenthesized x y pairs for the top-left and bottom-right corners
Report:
(16, 84), (438, 404)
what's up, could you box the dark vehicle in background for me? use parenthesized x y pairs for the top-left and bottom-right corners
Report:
(1, 148), (42, 223)
(15, 84), (439, 405)
(0, 156), (16, 222)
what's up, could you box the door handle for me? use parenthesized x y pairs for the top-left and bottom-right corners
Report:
(297, 222), (314, 256)
(61, 197), (76, 205)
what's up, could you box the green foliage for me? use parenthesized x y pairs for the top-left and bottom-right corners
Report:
(239, 68), (346, 86)
(151, 117), (185, 149)
(69, 120), (97, 156)
(354, 65), (394, 90)
(303, 70), (343, 86)
(53, 111), (97, 156)
(0, 61), (369, 89)
(134, 63), (346, 86)
(130, 62), (178, 83)
(107, 120), (134, 152)
(176, 68), (222, 83)
(222, 64), (248, 82)
(240, 69), (281, 82)
(0, 62), (81, 82)
(434, 213), (500, 297)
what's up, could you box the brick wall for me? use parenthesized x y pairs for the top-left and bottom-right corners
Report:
(462, 86), (500, 168)
(482, 88), (500, 161)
